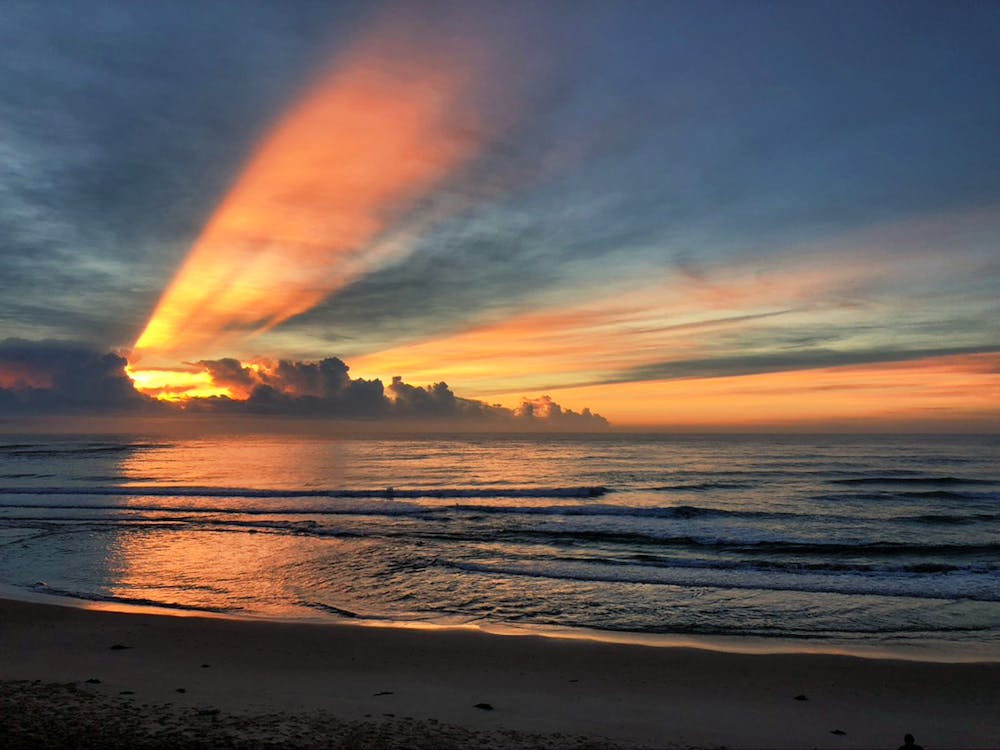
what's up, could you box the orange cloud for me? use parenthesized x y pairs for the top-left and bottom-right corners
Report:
(133, 21), (485, 366)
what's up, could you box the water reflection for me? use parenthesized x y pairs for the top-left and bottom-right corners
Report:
(105, 527), (364, 617)
(117, 437), (351, 490)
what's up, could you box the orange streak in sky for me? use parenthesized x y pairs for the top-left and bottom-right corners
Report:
(346, 230), (993, 401)
(346, 262), (865, 394)
(518, 353), (1000, 428)
(133, 26), (482, 366)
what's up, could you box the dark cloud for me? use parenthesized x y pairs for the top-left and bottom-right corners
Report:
(0, 338), (155, 414)
(610, 345), (1000, 386)
(264, 359), (353, 400)
(387, 377), (509, 420)
(187, 357), (610, 427)
(0, 341), (609, 427)
(197, 358), (256, 396)
(389, 377), (465, 417)
(513, 396), (607, 428)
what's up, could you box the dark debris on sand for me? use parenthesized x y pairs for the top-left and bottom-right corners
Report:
(0, 680), (628, 750)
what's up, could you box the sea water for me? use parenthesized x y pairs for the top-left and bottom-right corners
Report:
(0, 433), (997, 660)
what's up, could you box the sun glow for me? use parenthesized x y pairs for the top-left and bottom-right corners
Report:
(125, 366), (233, 402)
(126, 358), (337, 403)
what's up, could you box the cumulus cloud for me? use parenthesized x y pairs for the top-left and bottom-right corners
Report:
(191, 356), (609, 427)
(196, 358), (257, 398)
(0, 338), (154, 414)
(513, 395), (606, 427)
(0, 338), (608, 427)
(387, 376), (517, 420)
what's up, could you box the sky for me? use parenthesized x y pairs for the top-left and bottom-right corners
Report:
(0, 0), (998, 430)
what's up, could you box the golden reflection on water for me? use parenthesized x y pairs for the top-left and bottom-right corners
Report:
(104, 527), (362, 618)
(115, 436), (596, 492)
(99, 437), (593, 619)
(116, 438), (350, 490)
(103, 440), (351, 615)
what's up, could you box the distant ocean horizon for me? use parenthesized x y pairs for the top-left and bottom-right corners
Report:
(1, 432), (997, 661)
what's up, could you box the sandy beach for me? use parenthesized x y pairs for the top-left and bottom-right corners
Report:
(0, 596), (996, 749)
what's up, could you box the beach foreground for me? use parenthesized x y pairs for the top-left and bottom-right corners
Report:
(1, 598), (997, 749)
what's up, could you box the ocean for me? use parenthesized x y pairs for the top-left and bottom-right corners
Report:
(0, 433), (997, 661)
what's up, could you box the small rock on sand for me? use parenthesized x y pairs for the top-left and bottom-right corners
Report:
(474, 703), (494, 711)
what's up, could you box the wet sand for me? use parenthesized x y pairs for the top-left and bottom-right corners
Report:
(1, 596), (997, 749)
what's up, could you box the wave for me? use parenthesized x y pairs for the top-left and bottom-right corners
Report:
(649, 482), (754, 491)
(8, 511), (995, 561)
(830, 476), (994, 486)
(810, 489), (998, 505)
(903, 512), (1000, 525)
(23, 582), (231, 613)
(448, 503), (794, 520)
(495, 529), (1000, 557)
(896, 490), (998, 500)
(0, 500), (813, 523)
(606, 552), (995, 575)
(442, 561), (1000, 602)
(0, 443), (171, 456)
(0, 517), (363, 541)
(13, 500), (984, 525)
(296, 600), (363, 619)
(0, 485), (608, 499)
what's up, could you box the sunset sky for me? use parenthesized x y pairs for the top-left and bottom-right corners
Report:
(1, 1), (997, 429)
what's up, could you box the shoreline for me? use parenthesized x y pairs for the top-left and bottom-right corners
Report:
(3, 583), (995, 666)
(2, 595), (998, 749)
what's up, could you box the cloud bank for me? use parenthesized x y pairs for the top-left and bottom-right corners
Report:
(190, 357), (607, 427)
(0, 339), (608, 428)
(0, 338), (151, 414)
